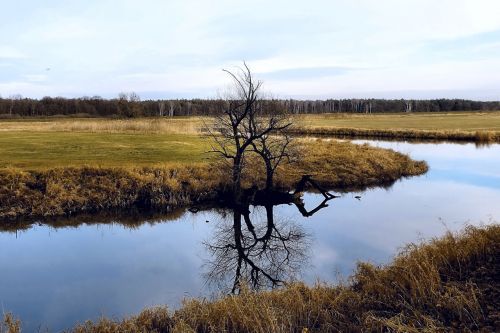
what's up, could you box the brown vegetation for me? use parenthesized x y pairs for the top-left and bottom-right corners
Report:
(0, 140), (427, 222)
(3, 224), (496, 332)
(0, 118), (204, 134)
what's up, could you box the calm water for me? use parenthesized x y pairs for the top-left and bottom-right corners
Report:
(1, 140), (499, 332)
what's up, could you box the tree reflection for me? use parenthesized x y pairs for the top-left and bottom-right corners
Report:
(204, 195), (334, 293)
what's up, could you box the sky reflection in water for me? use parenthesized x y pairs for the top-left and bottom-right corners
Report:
(1, 140), (499, 332)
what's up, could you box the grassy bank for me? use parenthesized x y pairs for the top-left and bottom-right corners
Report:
(290, 126), (500, 143)
(0, 140), (427, 221)
(291, 112), (500, 143)
(3, 224), (497, 332)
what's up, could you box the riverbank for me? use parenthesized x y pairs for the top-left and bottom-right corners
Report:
(289, 127), (500, 143)
(0, 140), (427, 221)
(290, 112), (500, 143)
(3, 224), (497, 332)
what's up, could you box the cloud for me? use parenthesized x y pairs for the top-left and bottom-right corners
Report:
(1, 0), (500, 98)
(259, 66), (354, 80)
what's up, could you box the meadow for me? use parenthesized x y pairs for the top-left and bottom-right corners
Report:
(1, 112), (499, 165)
(0, 118), (206, 169)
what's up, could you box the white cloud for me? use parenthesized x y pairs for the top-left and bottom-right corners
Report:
(1, 0), (500, 98)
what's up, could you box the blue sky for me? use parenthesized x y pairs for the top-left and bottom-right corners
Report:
(1, 0), (500, 100)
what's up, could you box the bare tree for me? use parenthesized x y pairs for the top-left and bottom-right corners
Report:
(251, 127), (293, 191)
(206, 63), (292, 198)
(128, 92), (141, 102)
(117, 92), (142, 117)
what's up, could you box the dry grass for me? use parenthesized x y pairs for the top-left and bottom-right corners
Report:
(3, 224), (494, 332)
(0, 117), (206, 134)
(290, 112), (500, 143)
(0, 164), (221, 221)
(289, 127), (500, 143)
(0, 140), (427, 221)
(293, 111), (500, 131)
(0, 314), (20, 333)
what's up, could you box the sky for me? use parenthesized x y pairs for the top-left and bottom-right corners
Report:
(1, 0), (500, 100)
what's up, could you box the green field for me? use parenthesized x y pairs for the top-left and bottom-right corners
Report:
(295, 111), (500, 131)
(0, 132), (209, 169)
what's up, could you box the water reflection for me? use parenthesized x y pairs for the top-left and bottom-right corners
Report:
(204, 189), (335, 293)
(0, 207), (188, 233)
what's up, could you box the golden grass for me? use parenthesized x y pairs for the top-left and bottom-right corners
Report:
(0, 314), (20, 333)
(0, 140), (427, 221)
(0, 117), (206, 134)
(293, 111), (500, 131)
(290, 112), (500, 143)
(3, 224), (495, 332)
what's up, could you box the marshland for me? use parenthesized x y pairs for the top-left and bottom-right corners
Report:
(1, 83), (500, 332)
(2, 1), (500, 331)
(1, 109), (500, 332)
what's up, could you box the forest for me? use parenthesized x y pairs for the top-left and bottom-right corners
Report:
(1, 95), (499, 118)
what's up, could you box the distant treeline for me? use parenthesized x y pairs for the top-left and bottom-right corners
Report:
(1, 94), (499, 117)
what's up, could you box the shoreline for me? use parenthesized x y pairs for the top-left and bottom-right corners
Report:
(289, 127), (500, 143)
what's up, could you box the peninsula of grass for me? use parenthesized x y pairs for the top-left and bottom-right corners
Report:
(291, 111), (500, 143)
(0, 132), (427, 221)
(3, 224), (498, 332)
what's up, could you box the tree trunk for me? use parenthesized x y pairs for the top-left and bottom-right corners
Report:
(232, 154), (243, 199)
(265, 160), (273, 191)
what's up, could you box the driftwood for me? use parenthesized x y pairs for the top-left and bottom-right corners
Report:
(293, 175), (336, 199)
(246, 175), (338, 217)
